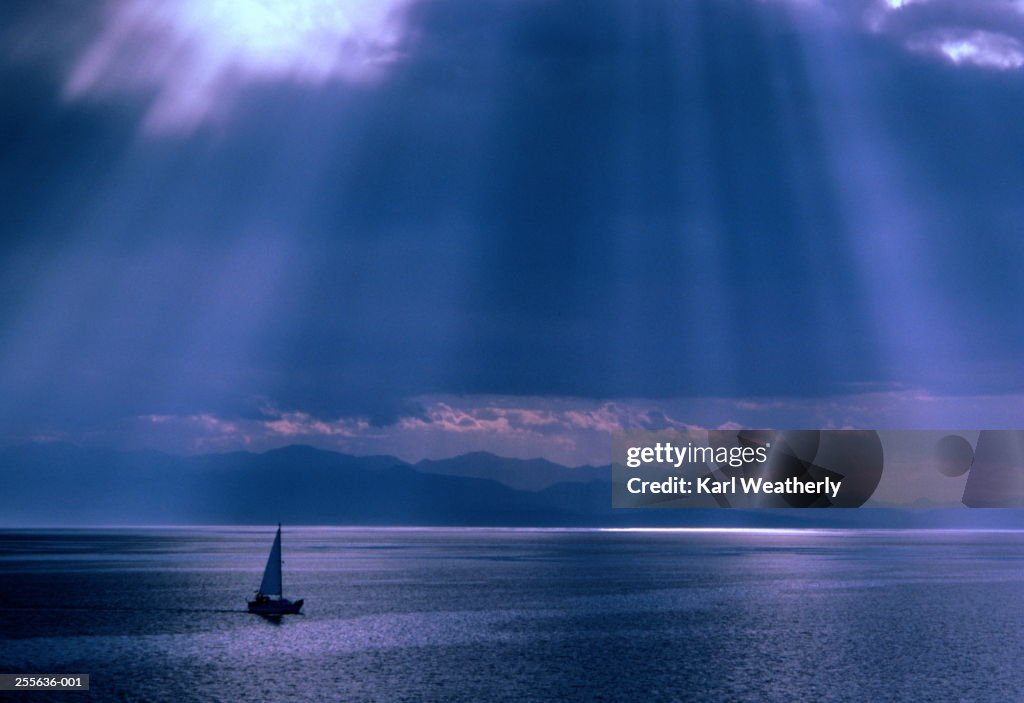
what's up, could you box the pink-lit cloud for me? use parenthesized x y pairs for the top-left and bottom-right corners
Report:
(28, 389), (1014, 467)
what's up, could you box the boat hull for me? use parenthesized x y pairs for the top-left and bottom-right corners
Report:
(247, 598), (303, 615)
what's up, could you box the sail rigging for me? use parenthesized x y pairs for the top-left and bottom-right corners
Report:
(258, 524), (283, 597)
(248, 523), (302, 614)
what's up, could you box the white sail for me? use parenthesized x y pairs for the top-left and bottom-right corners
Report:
(259, 525), (283, 597)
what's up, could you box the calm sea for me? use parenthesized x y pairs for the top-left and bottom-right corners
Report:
(1, 528), (1023, 702)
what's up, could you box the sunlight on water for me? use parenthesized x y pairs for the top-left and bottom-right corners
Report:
(2, 528), (1024, 701)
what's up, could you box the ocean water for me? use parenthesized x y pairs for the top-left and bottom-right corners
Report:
(2, 528), (1024, 702)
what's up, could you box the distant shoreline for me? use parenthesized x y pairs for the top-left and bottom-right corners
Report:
(3, 523), (1024, 533)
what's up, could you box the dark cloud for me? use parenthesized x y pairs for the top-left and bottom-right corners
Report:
(1, 0), (1023, 446)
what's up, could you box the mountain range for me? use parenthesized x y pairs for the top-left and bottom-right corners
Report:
(2, 442), (1023, 528)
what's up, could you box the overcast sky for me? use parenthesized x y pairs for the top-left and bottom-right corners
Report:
(2, 0), (1024, 464)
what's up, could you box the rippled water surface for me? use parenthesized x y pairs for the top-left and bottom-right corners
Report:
(2, 528), (1024, 702)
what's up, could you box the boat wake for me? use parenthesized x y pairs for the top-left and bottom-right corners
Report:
(0, 605), (247, 614)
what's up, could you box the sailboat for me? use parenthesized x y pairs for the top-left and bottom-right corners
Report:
(248, 524), (304, 615)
